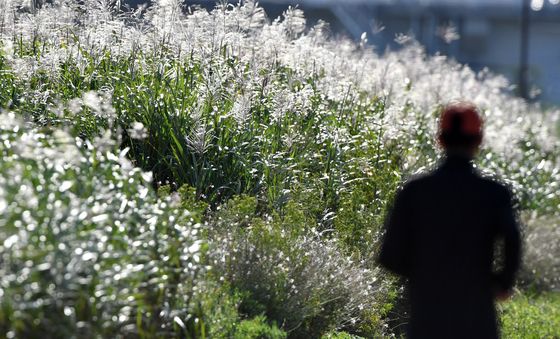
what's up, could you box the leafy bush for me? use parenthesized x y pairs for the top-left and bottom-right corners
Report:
(499, 292), (560, 338)
(234, 315), (286, 339)
(517, 214), (560, 291)
(208, 196), (388, 337)
(322, 331), (366, 339)
(0, 113), (212, 337)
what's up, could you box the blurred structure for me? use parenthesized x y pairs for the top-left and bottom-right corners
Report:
(127, 0), (560, 105)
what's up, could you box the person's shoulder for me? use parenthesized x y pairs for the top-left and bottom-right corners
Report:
(400, 171), (434, 192)
(390, 173), (431, 206)
(475, 171), (514, 200)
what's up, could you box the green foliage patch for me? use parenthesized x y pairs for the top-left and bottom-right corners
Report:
(500, 292), (560, 338)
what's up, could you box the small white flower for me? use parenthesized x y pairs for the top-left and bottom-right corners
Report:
(128, 122), (148, 139)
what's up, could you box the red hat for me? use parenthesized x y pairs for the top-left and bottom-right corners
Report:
(438, 102), (483, 148)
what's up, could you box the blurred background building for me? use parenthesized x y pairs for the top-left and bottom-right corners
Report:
(127, 0), (560, 105)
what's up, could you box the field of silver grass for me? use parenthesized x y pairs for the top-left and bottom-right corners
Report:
(0, 0), (559, 337)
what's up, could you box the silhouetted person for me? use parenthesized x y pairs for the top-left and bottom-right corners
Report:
(378, 102), (521, 339)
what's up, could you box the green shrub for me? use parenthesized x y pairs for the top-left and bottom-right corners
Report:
(0, 113), (212, 338)
(499, 292), (560, 338)
(234, 315), (287, 339)
(208, 196), (388, 338)
(517, 214), (560, 292)
(322, 331), (366, 339)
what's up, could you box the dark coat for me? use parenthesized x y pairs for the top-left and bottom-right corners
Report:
(378, 155), (521, 339)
